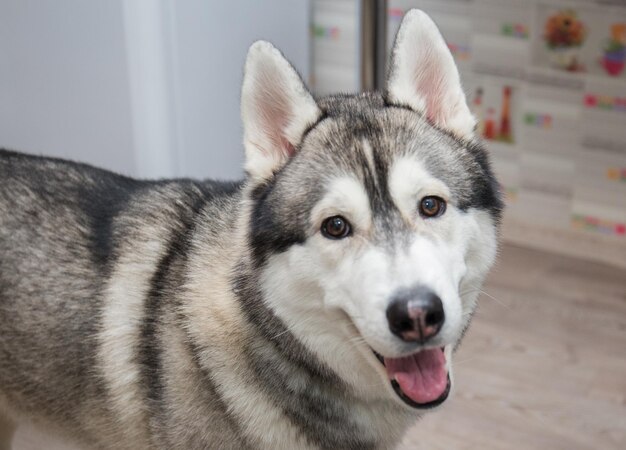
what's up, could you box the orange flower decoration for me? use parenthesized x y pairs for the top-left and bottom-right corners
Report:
(544, 10), (586, 48)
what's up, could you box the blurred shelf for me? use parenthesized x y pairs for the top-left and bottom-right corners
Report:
(501, 215), (626, 270)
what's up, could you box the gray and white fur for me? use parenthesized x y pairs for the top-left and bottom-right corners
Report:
(0, 10), (502, 450)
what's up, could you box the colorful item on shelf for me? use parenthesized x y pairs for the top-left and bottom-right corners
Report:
(544, 9), (586, 71)
(483, 107), (496, 140)
(584, 93), (626, 113)
(388, 7), (404, 21)
(472, 88), (484, 136)
(572, 214), (626, 236)
(607, 167), (626, 182)
(601, 23), (626, 76)
(312, 24), (340, 40)
(447, 42), (471, 61)
(499, 86), (513, 142)
(501, 22), (529, 39)
(524, 112), (553, 129)
(475, 86), (515, 144)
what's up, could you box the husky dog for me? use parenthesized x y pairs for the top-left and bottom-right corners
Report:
(0, 10), (501, 450)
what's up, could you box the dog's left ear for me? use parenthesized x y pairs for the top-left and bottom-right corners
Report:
(386, 10), (475, 140)
(241, 41), (322, 182)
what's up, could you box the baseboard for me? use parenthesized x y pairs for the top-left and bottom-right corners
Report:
(501, 216), (626, 270)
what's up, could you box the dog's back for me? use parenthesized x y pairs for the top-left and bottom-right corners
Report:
(0, 149), (132, 444)
(0, 149), (242, 447)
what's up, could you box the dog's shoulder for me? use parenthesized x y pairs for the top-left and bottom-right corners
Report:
(0, 148), (243, 269)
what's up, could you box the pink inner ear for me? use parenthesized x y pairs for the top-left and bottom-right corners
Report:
(424, 78), (448, 128)
(280, 136), (295, 157)
(262, 106), (293, 159)
(412, 48), (451, 128)
(254, 67), (295, 159)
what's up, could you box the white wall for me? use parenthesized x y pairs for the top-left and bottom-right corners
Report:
(170, 0), (311, 180)
(0, 0), (136, 175)
(0, 0), (311, 180)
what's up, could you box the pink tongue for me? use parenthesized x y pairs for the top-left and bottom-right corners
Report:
(384, 348), (448, 404)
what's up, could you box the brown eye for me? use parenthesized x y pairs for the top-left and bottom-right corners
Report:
(321, 216), (351, 239)
(419, 196), (446, 218)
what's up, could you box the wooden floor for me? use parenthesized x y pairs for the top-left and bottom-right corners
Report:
(11, 244), (626, 450)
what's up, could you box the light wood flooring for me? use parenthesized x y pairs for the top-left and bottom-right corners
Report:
(11, 244), (626, 450)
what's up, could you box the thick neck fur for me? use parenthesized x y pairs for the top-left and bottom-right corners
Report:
(181, 184), (414, 450)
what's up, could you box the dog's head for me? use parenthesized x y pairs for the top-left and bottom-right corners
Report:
(240, 10), (502, 411)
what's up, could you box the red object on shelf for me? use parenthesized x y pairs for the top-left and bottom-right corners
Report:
(484, 108), (496, 140)
(499, 86), (512, 141)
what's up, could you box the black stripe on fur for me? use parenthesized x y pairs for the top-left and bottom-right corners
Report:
(139, 186), (208, 443)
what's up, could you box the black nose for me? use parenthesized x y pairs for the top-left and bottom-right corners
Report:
(386, 286), (445, 343)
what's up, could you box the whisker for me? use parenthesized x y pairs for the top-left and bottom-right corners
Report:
(465, 285), (510, 309)
(479, 290), (510, 309)
(460, 288), (480, 296)
(452, 355), (482, 366)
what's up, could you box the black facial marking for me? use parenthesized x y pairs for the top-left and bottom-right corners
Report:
(317, 93), (503, 222)
(231, 265), (336, 382)
(463, 140), (504, 219)
(249, 178), (307, 266)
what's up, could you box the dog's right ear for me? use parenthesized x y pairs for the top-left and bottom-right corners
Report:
(386, 10), (475, 141)
(241, 41), (321, 183)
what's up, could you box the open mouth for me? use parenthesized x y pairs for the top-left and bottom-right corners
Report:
(374, 347), (450, 409)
